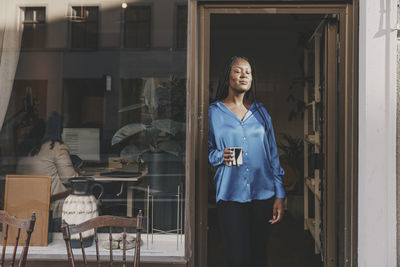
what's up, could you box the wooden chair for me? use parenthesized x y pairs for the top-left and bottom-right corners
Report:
(4, 175), (51, 246)
(61, 211), (143, 267)
(0, 211), (36, 267)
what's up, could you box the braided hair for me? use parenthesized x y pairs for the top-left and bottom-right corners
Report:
(214, 56), (270, 132)
(31, 112), (64, 156)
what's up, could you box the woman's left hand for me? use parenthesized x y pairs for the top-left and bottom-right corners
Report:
(269, 198), (284, 224)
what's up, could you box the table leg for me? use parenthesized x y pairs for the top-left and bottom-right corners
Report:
(127, 181), (134, 217)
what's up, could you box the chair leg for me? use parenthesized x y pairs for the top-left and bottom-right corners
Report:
(149, 184), (184, 248)
(177, 185), (180, 249)
(180, 188), (184, 244)
(151, 195), (154, 244)
(146, 185), (150, 249)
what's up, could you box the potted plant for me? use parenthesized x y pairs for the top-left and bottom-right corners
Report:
(278, 133), (304, 194)
(111, 75), (186, 159)
(111, 75), (186, 231)
(278, 133), (304, 220)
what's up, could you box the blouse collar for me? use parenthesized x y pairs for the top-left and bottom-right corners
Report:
(216, 100), (255, 122)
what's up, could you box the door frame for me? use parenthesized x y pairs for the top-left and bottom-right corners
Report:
(185, 2), (358, 267)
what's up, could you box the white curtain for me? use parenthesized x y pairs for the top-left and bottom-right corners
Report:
(0, 1), (23, 131)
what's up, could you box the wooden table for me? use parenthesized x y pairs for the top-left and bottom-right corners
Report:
(82, 168), (148, 217)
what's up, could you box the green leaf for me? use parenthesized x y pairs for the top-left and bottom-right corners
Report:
(120, 144), (150, 158)
(151, 119), (184, 135)
(118, 103), (145, 113)
(157, 140), (183, 157)
(111, 123), (147, 146)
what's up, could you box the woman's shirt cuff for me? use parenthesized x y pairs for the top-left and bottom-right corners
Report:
(209, 149), (224, 166)
(274, 184), (286, 198)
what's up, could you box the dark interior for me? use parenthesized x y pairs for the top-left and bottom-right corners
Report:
(207, 14), (324, 267)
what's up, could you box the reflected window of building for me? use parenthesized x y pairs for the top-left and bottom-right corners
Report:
(176, 5), (187, 49)
(0, 0), (187, 258)
(5, 81), (47, 157)
(21, 7), (46, 49)
(124, 6), (151, 48)
(70, 6), (99, 49)
(120, 79), (144, 126)
(62, 79), (105, 128)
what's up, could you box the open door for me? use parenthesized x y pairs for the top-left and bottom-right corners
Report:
(303, 15), (339, 266)
(193, 4), (355, 267)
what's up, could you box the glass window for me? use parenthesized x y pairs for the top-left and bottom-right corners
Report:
(124, 6), (151, 48)
(0, 0), (187, 259)
(62, 79), (105, 127)
(176, 5), (187, 49)
(70, 6), (99, 49)
(21, 7), (46, 49)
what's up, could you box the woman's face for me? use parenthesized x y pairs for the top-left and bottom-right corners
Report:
(228, 58), (252, 94)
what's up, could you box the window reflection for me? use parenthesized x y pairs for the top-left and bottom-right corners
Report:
(176, 5), (188, 49)
(124, 6), (151, 48)
(21, 7), (46, 49)
(0, 0), (187, 255)
(62, 79), (105, 127)
(70, 6), (99, 49)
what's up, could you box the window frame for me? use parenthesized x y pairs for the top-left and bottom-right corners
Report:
(20, 6), (47, 50)
(122, 4), (152, 49)
(68, 5), (100, 50)
(174, 4), (188, 50)
(2, 1), (190, 263)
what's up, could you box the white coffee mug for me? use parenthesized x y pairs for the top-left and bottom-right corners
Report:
(228, 147), (243, 166)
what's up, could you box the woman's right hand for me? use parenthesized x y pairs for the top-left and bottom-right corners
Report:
(223, 148), (234, 166)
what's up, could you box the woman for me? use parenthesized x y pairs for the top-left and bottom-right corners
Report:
(208, 56), (285, 267)
(17, 112), (78, 231)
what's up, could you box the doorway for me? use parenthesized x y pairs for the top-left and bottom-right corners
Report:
(208, 13), (330, 267)
(192, 3), (357, 267)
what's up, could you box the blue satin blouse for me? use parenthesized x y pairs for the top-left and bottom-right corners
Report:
(208, 101), (286, 203)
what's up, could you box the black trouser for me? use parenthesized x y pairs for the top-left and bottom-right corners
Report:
(217, 198), (274, 267)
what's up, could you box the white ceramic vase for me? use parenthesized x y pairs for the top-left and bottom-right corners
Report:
(62, 177), (103, 248)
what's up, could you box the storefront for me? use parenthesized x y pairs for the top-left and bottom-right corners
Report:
(0, 0), (397, 267)
(0, 0), (188, 266)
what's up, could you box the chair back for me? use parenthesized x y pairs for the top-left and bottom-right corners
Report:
(0, 211), (36, 267)
(61, 211), (143, 267)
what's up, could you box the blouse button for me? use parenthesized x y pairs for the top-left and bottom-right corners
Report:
(246, 168), (249, 172)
